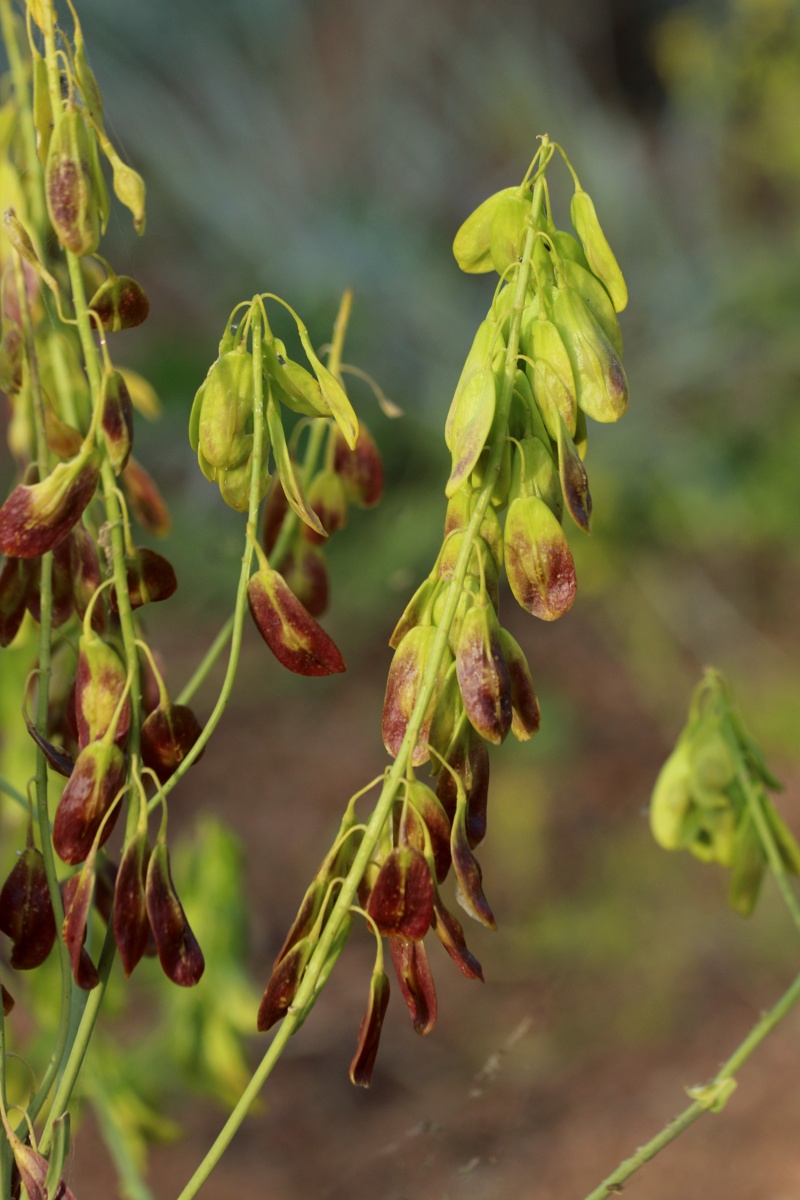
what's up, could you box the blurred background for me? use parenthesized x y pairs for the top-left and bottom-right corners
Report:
(3, 0), (800, 1196)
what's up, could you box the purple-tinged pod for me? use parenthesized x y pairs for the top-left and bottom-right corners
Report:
(262, 478), (290, 554)
(146, 840), (205, 987)
(8, 1128), (77, 1200)
(455, 601), (512, 746)
(552, 286), (628, 424)
(52, 740), (126, 865)
(45, 102), (103, 256)
(388, 574), (438, 650)
(0, 447), (100, 559)
(430, 895), (484, 981)
(389, 936), (437, 1036)
(70, 523), (103, 627)
(113, 830), (151, 977)
(452, 187), (519, 274)
(554, 412), (592, 534)
(303, 469), (348, 545)
(110, 546), (177, 612)
(62, 870), (100, 990)
(277, 545), (329, 618)
(100, 369), (134, 475)
(257, 934), (313, 1031)
(1, 985), (12, 1014)
(382, 625), (452, 766)
(498, 629), (541, 741)
(0, 845), (57, 969)
(23, 708), (75, 778)
(44, 405), (84, 459)
(366, 847), (434, 941)
(140, 703), (204, 783)
(404, 781), (452, 884)
(248, 566), (345, 676)
(427, 659), (461, 761)
(451, 803), (496, 929)
(75, 631), (130, 749)
(349, 969), (391, 1087)
(436, 723), (490, 846)
(504, 495), (577, 621)
(89, 274), (150, 332)
(0, 554), (34, 646)
(332, 423), (384, 508)
(121, 457), (171, 537)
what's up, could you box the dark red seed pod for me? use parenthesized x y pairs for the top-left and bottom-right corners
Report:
(109, 546), (177, 611)
(276, 545), (329, 618)
(388, 936), (437, 1036)
(504, 495), (577, 621)
(0, 846), (57, 969)
(436, 723), (490, 845)
(121, 458), (171, 537)
(302, 469), (348, 545)
(0, 450), (100, 559)
(455, 601), (512, 745)
(247, 566), (345, 677)
(366, 847), (434, 941)
(62, 870), (100, 990)
(451, 805), (496, 930)
(100, 369), (134, 475)
(430, 896), (484, 981)
(89, 274), (150, 331)
(140, 703), (203, 783)
(52, 741), (126, 865)
(262, 478), (290, 555)
(403, 780), (452, 884)
(9, 1131), (77, 1200)
(113, 830), (151, 977)
(349, 969), (390, 1087)
(145, 840), (205, 987)
(332, 423), (384, 509)
(1, 984), (13, 1015)
(0, 554), (34, 647)
(498, 629), (541, 741)
(257, 935), (313, 1031)
(23, 708), (75, 777)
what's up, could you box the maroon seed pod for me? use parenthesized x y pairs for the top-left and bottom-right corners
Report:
(140, 703), (204, 783)
(145, 840), (205, 987)
(455, 601), (512, 745)
(121, 457), (171, 536)
(349, 968), (391, 1087)
(89, 274), (150, 331)
(76, 631), (130, 749)
(0, 449), (100, 559)
(93, 855), (118, 926)
(382, 625), (451, 766)
(257, 935), (313, 1031)
(262, 478), (290, 555)
(404, 781), (452, 884)
(388, 935), (437, 1036)
(0, 554), (34, 646)
(276, 545), (329, 618)
(62, 869), (100, 989)
(430, 895), (484, 981)
(332, 422), (384, 509)
(109, 546), (177, 611)
(302, 469), (348, 545)
(247, 566), (345, 676)
(113, 830), (151, 977)
(70, 523), (103, 628)
(25, 532), (75, 629)
(138, 645), (162, 715)
(504, 495), (577, 620)
(498, 628), (541, 740)
(451, 804), (496, 929)
(273, 879), (328, 969)
(366, 847), (434, 941)
(435, 722), (490, 845)
(0, 846), (57, 969)
(100, 369), (134, 475)
(8, 1131), (77, 1200)
(52, 740), (126, 865)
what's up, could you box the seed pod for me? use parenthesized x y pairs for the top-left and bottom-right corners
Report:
(0, 554), (34, 646)
(113, 830), (152, 977)
(430, 895), (484, 980)
(100, 369), (134, 474)
(529, 316), (578, 438)
(404, 780), (452, 884)
(504, 495), (577, 620)
(31, 51), (52, 164)
(146, 840), (205, 986)
(196, 349), (255, 469)
(727, 812), (766, 918)
(110, 546), (178, 611)
(89, 274), (150, 332)
(264, 344), (329, 418)
(52, 740), (126, 864)
(498, 629), (541, 741)
(45, 103), (103, 256)
(140, 703), (203, 783)
(509, 436), (562, 521)
(551, 230), (590, 271)
(453, 187), (519, 274)
(388, 574), (438, 650)
(262, 478), (290, 554)
(560, 258), (623, 356)
(443, 489), (504, 573)
(257, 934), (313, 1031)
(366, 847), (434, 941)
(277, 545), (329, 618)
(554, 411), (592, 534)
(248, 565), (345, 676)
(106, 146), (147, 234)
(438, 533), (499, 610)
(688, 727), (737, 792)
(427, 657), (461, 758)
(295, 326), (360, 450)
(23, 707), (75, 777)
(0, 845), (57, 969)
(570, 187), (628, 312)
(552, 287), (628, 424)
(332, 423), (384, 508)
(8, 1124), (77, 1200)
(446, 366), (497, 498)
(446, 320), (502, 448)
(470, 437), (512, 508)
(266, 396), (325, 538)
(75, 631), (130, 749)
(455, 601), (512, 745)
(0, 447), (100, 558)
(70, 523), (103, 626)
(451, 801), (496, 928)
(389, 936), (437, 1036)
(23, 533), (73, 630)
(436, 723), (489, 845)
(349, 968), (391, 1087)
(489, 194), (529, 274)
(649, 748), (692, 851)
(303, 469), (348, 545)
(382, 625), (451, 765)
(216, 449), (271, 512)
(62, 869), (100, 989)
(121, 458), (171, 535)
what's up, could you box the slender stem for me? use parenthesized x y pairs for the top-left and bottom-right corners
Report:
(739, 770), (800, 937)
(176, 169), (548, 1200)
(581, 966), (800, 1200)
(175, 616), (234, 707)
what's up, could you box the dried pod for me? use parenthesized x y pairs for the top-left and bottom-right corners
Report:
(453, 187), (519, 274)
(257, 935), (313, 1031)
(504, 495), (577, 620)
(569, 187), (628, 312)
(110, 546), (177, 611)
(62, 869), (100, 989)
(498, 629), (541, 741)
(366, 847), (434, 941)
(349, 968), (391, 1087)
(430, 896), (484, 980)
(52, 740), (126, 864)
(145, 840), (205, 986)
(140, 703), (203, 783)
(23, 708), (75, 777)
(113, 830), (151, 976)
(248, 566), (345, 676)
(382, 625), (452, 766)
(332, 423), (384, 508)
(100, 369), (134, 474)
(121, 458), (171, 536)
(75, 631), (130, 749)
(303, 470), (348, 545)
(45, 102), (104, 255)
(455, 600), (512, 745)
(89, 273), (150, 331)
(388, 936), (437, 1036)
(0, 845), (57, 969)
(0, 554), (34, 646)
(0, 447), (100, 559)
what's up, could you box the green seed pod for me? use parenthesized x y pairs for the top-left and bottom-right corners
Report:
(512, 369), (552, 447)
(529, 316), (578, 438)
(551, 230), (590, 271)
(551, 287), (628, 424)
(248, 565), (345, 676)
(455, 600), (512, 745)
(688, 727), (737, 791)
(727, 812), (766, 918)
(266, 396), (325, 537)
(443, 489), (503, 573)
(560, 258), (623, 356)
(100, 369), (134, 474)
(216, 448), (271, 512)
(570, 187), (628, 312)
(504, 495), (577, 620)
(452, 186), (519, 274)
(446, 320), (503, 449)
(45, 103), (102, 256)
(470, 438), (512, 509)
(530, 233), (556, 292)
(197, 349), (255, 470)
(509, 435), (562, 521)
(89, 274), (150, 332)
(108, 150), (146, 235)
(31, 53), (52, 165)
(489, 194), (529, 275)
(265, 343), (329, 418)
(389, 574), (439, 649)
(445, 366), (496, 497)
(649, 748), (693, 851)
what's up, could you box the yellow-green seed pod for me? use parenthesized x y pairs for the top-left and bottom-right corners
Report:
(489, 195), (529, 275)
(529, 316), (578, 438)
(560, 259), (623, 357)
(197, 350), (255, 469)
(688, 727), (736, 791)
(217, 448), (271, 512)
(530, 234), (556, 293)
(446, 321), (502, 450)
(649, 748), (693, 850)
(452, 187), (520, 274)
(727, 812), (765, 917)
(551, 287), (628, 424)
(509, 436), (561, 520)
(570, 187), (628, 313)
(45, 104), (101, 256)
(511, 369), (551, 447)
(503, 495), (576, 621)
(107, 148), (146, 235)
(445, 366), (496, 498)
(470, 438), (512, 509)
(552, 230), (590, 271)
(264, 343), (329, 418)
(31, 54), (52, 166)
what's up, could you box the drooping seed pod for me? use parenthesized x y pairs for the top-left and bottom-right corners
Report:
(277, 545), (329, 618)
(455, 600), (512, 745)
(560, 258), (623, 356)
(262, 478), (290, 554)
(366, 847), (434, 941)
(0, 447), (100, 559)
(264, 344), (329, 418)
(443, 489), (504, 574)
(52, 740), (126, 864)
(404, 780), (452, 884)
(554, 412), (592, 534)
(552, 287), (628, 424)
(62, 869), (100, 990)
(7, 1126), (77, 1200)
(498, 629), (541, 741)
(727, 811), (766, 918)
(446, 320), (502, 449)
(23, 707), (75, 777)
(430, 895), (484, 980)
(451, 801), (496, 929)
(257, 934), (313, 1031)
(0, 554), (34, 646)
(266, 397), (326, 538)
(303, 469), (348, 544)
(0, 844), (57, 969)
(349, 968), (391, 1087)
(569, 187), (628, 312)
(649, 747), (693, 851)
(75, 630), (130, 749)
(109, 546), (177, 611)
(388, 936), (437, 1036)
(100, 369), (134, 474)
(113, 829), (152, 977)
(529, 315), (578, 438)
(504, 495), (577, 620)
(508, 436), (562, 523)
(145, 840), (205, 986)
(332, 423), (384, 508)
(194, 349), (255, 470)
(445, 366), (497, 498)
(452, 187), (519, 274)
(45, 102), (104, 256)
(382, 625), (452, 765)
(121, 458), (171, 536)
(248, 565), (345, 676)
(388, 574), (438, 650)
(436, 722), (490, 845)
(140, 703), (203, 783)
(89, 274), (150, 331)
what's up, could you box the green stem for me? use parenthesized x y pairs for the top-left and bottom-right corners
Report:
(175, 616), (234, 707)
(176, 166), (548, 1200)
(581, 966), (800, 1200)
